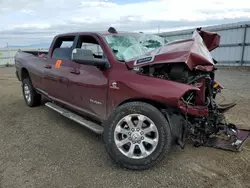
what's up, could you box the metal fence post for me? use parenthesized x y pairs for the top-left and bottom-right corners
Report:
(240, 24), (247, 66)
(97, 45), (99, 55)
(6, 43), (12, 64)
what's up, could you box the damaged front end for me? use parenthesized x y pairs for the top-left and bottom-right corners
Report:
(176, 77), (250, 152)
(126, 29), (250, 152)
(133, 61), (250, 152)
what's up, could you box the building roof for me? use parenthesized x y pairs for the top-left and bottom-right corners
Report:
(159, 21), (250, 37)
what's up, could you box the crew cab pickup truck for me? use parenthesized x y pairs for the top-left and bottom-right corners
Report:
(15, 27), (250, 170)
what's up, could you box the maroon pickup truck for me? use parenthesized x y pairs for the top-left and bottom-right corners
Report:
(15, 27), (250, 170)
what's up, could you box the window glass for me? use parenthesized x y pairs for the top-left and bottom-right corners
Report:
(52, 36), (75, 60)
(81, 43), (103, 56)
(60, 41), (74, 48)
(104, 34), (168, 62)
(77, 35), (105, 59)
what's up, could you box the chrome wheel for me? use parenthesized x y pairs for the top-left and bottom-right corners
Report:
(23, 84), (31, 103)
(114, 114), (159, 159)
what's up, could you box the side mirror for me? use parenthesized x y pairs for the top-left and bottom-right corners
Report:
(71, 48), (108, 68)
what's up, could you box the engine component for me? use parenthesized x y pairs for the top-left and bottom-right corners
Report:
(135, 63), (198, 84)
(168, 64), (189, 82)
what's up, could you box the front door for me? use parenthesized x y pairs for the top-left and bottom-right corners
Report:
(68, 62), (109, 120)
(67, 34), (109, 121)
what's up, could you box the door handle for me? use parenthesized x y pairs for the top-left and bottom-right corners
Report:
(70, 68), (80, 75)
(44, 64), (52, 69)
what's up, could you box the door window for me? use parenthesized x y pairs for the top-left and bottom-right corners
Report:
(76, 35), (106, 60)
(51, 36), (76, 60)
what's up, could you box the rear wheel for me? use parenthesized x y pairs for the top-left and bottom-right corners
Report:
(22, 78), (41, 107)
(103, 102), (172, 170)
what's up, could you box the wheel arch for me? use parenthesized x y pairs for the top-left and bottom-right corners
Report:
(117, 98), (173, 132)
(118, 97), (168, 111)
(21, 67), (30, 81)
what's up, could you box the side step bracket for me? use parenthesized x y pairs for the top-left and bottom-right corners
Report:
(45, 102), (104, 135)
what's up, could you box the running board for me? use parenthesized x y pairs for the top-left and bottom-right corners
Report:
(45, 102), (104, 135)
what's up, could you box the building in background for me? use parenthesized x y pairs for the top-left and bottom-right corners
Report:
(159, 21), (250, 66)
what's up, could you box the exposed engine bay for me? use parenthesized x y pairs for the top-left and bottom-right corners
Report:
(133, 63), (250, 152)
(133, 63), (197, 84)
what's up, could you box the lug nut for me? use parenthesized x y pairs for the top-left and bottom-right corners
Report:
(132, 141), (136, 144)
(128, 132), (131, 135)
(128, 137), (132, 140)
(141, 136), (144, 140)
(137, 141), (141, 144)
(136, 128), (140, 131)
(140, 131), (144, 135)
(131, 128), (135, 132)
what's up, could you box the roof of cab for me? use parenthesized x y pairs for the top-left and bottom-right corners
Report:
(54, 31), (140, 38)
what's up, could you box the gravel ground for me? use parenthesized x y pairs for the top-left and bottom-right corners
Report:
(0, 67), (250, 188)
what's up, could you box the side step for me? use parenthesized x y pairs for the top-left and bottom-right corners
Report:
(45, 102), (104, 135)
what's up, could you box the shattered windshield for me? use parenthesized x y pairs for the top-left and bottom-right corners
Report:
(104, 33), (168, 62)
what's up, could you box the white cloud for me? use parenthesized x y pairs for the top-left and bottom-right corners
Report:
(0, 0), (249, 46)
(80, 0), (116, 7)
(14, 23), (51, 29)
(20, 9), (34, 14)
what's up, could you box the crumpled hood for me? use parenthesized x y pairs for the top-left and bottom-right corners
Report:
(126, 29), (220, 71)
(198, 29), (220, 51)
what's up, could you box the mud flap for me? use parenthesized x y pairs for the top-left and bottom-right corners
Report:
(205, 124), (250, 152)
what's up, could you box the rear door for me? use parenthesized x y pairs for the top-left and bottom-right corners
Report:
(67, 34), (109, 120)
(43, 35), (77, 102)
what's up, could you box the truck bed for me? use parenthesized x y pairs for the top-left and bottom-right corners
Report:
(21, 50), (48, 57)
(14, 50), (49, 82)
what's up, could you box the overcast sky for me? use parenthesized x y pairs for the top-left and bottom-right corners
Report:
(0, 0), (250, 47)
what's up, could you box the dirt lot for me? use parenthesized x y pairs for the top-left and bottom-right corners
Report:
(0, 67), (250, 188)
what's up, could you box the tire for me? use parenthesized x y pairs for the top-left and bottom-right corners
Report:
(103, 102), (172, 170)
(22, 78), (41, 107)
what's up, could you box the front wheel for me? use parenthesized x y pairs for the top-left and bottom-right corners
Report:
(103, 102), (172, 170)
